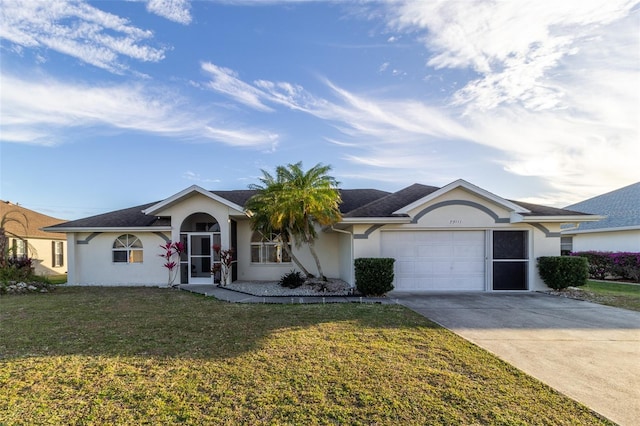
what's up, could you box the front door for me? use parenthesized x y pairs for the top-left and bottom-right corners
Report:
(492, 230), (529, 290)
(189, 233), (212, 284)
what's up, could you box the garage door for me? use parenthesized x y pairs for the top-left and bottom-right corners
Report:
(381, 231), (486, 291)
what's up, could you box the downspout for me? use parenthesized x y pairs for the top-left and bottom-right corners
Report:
(331, 226), (355, 291)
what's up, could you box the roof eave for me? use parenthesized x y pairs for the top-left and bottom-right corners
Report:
(339, 217), (412, 224)
(562, 224), (640, 235)
(43, 226), (173, 233)
(511, 213), (605, 224)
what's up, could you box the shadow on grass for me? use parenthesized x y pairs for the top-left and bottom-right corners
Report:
(0, 286), (440, 360)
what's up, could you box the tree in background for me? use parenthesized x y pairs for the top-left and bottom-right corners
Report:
(0, 209), (29, 268)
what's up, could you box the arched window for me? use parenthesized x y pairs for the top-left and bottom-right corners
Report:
(113, 234), (143, 263)
(250, 231), (291, 264)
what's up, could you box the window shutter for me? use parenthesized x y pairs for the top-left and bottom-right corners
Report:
(52, 241), (56, 266)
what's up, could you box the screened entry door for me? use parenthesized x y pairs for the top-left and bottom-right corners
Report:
(188, 233), (212, 284)
(492, 230), (528, 290)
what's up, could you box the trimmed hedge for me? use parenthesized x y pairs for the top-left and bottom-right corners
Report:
(571, 251), (640, 282)
(354, 257), (395, 296)
(537, 256), (588, 290)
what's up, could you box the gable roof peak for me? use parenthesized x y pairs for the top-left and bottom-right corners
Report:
(142, 185), (245, 216)
(394, 179), (531, 215)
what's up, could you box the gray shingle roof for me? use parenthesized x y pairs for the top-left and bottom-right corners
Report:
(564, 182), (640, 230)
(48, 202), (165, 229)
(47, 183), (590, 230)
(344, 184), (439, 217)
(510, 201), (590, 217)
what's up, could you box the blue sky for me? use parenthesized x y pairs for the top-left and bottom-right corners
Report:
(1, 0), (638, 220)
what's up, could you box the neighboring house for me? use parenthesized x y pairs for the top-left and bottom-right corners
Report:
(45, 179), (599, 292)
(562, 182), (640, 253)
(1, 200), (67, 276)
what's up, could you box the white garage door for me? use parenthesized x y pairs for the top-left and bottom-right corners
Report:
(381, 231), (486, 291)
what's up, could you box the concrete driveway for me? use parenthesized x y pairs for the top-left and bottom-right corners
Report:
(391, 292), (640, 426)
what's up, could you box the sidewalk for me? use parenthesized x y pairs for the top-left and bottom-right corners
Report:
(180, 284), (396, 304)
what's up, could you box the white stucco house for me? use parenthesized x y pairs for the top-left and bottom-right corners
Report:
(45, 179), (599, 292)
(562, 182), (640, 253)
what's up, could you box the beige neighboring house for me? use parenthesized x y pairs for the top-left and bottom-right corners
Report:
(1, 200), (67, 276)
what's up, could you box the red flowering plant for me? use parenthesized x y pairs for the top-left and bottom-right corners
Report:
(159, 240), (185, 287)
(212, 244), (234, 286)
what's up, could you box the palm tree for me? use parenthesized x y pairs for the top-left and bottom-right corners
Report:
(247, 162), (342, 280)
(246, 169), (312, 277)
(0, 209), (29, 268)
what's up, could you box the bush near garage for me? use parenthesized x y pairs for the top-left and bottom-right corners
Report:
(537, 256), (589, 290)
(354, 257), (395, 296)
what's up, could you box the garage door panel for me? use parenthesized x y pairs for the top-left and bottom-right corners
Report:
(418, 245), (453, 258)
(382, 231), (486, 291)
(454, 245), (484, 258)
(453, 260), (484, 273)
(396, 260), (415, 274)
(414, 262), (433, 274)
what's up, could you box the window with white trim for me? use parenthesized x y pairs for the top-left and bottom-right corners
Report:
(113, 234), (143, 263)
(250, 231), (291, 264)
(12, 238), (28, 258)
(52, 241), (64, 267)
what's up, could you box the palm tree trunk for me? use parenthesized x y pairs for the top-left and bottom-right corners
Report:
(0, 228), (6, 268)
(302, 218), (325, 280)
(276, 234), (312, 278)
(307, 241), (325, 280)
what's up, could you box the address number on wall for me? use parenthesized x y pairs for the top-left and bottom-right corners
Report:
(449, 219), (463, 225)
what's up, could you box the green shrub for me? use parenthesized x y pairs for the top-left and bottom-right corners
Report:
(354, 257), (395, 296)
(279, 270), (305, 289)
(537, 256), (588, 290)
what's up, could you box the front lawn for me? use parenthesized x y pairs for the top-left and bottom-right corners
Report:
(580, 280), (640, 312)
(0, 287), (611, 425)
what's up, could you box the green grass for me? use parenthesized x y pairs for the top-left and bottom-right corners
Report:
(580, 280), (640, 312)
(0, 287), (611, 425)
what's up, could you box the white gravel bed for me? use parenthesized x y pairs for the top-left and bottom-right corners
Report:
(224, 279), (353, 296)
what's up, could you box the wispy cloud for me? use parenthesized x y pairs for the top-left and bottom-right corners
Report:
(384, 0), (638, 114)
(182, 171), (220, 183)
(145, 0), (192, 24)
(201, 62), (274, 112)
(0, 72), (279, 148)
(377, 0), (639, 203)
(202, 61), (471, 142)
(0, 0), (166, 73)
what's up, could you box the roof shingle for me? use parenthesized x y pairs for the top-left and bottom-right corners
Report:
(564, 182), (640, 230)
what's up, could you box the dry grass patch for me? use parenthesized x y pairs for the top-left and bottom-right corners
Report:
(0, 287), (612, 425)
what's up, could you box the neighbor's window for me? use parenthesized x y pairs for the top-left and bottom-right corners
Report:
(113, 234), (143, 263)
(560, 237), (573, 255)
(52, 241), (64, 267)
(250, 231), (291, 264)
(12, 239), (28, 258)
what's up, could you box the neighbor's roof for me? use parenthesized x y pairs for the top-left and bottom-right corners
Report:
(564, 182), (640, 231)
(0, 200), (66, 239)
(46, 184), (592, 231)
